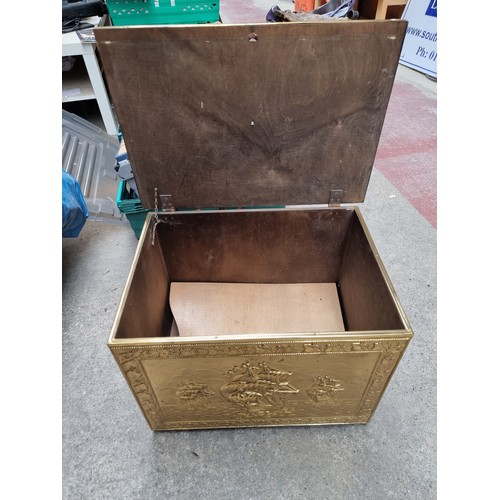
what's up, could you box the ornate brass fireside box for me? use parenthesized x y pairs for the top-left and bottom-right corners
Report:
(95, 20), (413, 431)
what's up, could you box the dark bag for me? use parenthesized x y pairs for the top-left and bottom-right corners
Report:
(266, 0), (359, 22)
(62, 169), (89, 238)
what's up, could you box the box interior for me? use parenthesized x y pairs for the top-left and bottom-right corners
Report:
(113, 208), (406, 340)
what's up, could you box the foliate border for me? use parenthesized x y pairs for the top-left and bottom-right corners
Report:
(110, 338), (410, 430)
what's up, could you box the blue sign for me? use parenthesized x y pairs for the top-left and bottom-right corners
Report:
(425, 0), (437, 17)
(400, 0), (437, 77)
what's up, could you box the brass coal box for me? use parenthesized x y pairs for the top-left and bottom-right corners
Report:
(95, 21), (413, 431)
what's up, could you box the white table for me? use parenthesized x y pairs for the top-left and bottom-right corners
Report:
(62, 15), (118, 136)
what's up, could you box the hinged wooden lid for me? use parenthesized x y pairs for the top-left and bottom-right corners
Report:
(95, 21), (406, 209)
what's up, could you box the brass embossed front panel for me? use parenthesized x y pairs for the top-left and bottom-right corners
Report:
(112, 337), (410, 430)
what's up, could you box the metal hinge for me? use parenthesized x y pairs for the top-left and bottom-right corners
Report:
(328, 189), (343, 207)
(154, 188), (174, 213)
(160, 193), (174, 212)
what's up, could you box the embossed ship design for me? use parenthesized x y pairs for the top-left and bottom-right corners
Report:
(306, 375), (344, 402)
(221, 362), (299, 409)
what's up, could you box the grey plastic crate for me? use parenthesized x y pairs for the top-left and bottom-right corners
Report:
(62, 110), (122, 219)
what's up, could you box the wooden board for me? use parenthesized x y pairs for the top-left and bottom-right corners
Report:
(170, 282), (345, 336)
(156, 209), (353, 284)
(94, 21), (407, 209)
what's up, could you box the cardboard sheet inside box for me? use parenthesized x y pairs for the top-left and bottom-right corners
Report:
(169, 282), (346, 336)
(95, 21), (413, 430)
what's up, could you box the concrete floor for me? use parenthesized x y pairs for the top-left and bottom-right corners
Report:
(62, 8), (437, 500)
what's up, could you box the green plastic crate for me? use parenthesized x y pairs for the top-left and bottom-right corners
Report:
(107, 0), (220, 26)
(116, 181), (153, 239)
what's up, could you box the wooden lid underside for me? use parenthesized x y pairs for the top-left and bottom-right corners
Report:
(95, 21), (406, 209)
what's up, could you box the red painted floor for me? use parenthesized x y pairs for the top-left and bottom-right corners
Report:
(219, 0), (275, 24)
(376, 80), (437, 227)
